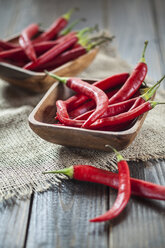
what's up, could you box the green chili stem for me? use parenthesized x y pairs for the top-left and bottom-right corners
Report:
(105, 145), (124, 162)
(140, 40), (148, 63)
(43, 166), (74, 178)
(45, 71), (68, 83)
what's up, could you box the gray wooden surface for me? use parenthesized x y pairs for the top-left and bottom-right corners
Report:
(0, 0), (165, 247)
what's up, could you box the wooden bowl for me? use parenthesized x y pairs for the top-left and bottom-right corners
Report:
(28, 79), (150, 151)
(0, 33), (99, 93)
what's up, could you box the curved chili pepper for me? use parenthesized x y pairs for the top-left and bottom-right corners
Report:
(108, 41), (148, 105)
(43, 165), (165, 201)
(47, 73), (109, 128)
(88, 101), (163, 130)
(89, 146), (131, 222)
(56, 100), (83, 127)
(65, 73), (130, 111)
(19, 23), (39, 61)
(33, 8), (77, 43)
(70, 88), (119, 119)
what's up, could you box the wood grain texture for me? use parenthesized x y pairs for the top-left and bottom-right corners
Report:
(0, 199), (31, 248)
(25, 180), (109, 248)
(109, 160), (165, 248)
(152, 0), (165, 89)
(107, 0), (163, 82)
(0, 2), (32, 248)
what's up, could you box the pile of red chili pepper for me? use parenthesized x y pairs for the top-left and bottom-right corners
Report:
(46, 41), (165, 131)
(43, 41), (165, 223)
(0, 8), (112, 71)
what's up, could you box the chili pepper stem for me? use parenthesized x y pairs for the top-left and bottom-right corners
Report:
(140, 40), (148, 63)
(77, 25), (99, 39)
(150, 101), (165, 108)
(42, 166), (74, 178)
(142, 75), (165, 101)
(86, 36), (115, 51)
(60, 18), (86, 36)
(45, 71), (68, 84)
(62, 7), (79, 21)
(105, 144), (124, 162)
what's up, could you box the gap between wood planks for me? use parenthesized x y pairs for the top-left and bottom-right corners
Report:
(23, 194), (34, 248)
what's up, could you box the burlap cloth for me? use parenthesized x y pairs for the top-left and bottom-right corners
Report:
(0, 44), (165, 202)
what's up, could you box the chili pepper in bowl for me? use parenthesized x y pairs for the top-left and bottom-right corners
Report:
(0, 40), (18, 50)
(75, 97), (138, 121)
(46, 73), (109, 128)
(19, 23), (39, 61)
(56, 100), (84, 127)
(35, 36), (114, 72)
(75, 76), (164, 121)
(88, 101), (165, 130)
(108, 41), (148, 105)
(64, 72), (130, 112)
(70, 88), (119, 119)
(33, 8), (78, 43)
(24, 26), (98, 70)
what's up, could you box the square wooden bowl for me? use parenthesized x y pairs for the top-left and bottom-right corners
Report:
(28, 79), (150, 151)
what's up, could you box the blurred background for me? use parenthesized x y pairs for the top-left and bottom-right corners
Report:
(0, 0), (164, 85)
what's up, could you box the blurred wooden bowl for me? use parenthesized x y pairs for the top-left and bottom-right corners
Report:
(0, 33), (99, 93)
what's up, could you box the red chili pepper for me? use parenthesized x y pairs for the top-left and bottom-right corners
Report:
(65, 73), (130, 111)
(24, 35), (78, 70)
(90, 146), (131, 222)
(43, 165), (165, 201)
(56, 100), (83, 127)
(24, 26), (96, 70)
(75, 76), (165, 122)
(75, 97), (137, 121)
(0, 40), (18, 50)
(108, 41), (148, 105)
(70, 88), (119, 119)
(19, 23), (39, 61)
(33, 8), (77, 43)
(88, 101), (163, 130)
(37, 45), (87, 72)
(47, 73), (109, 128)
(0, 39), (73, 61)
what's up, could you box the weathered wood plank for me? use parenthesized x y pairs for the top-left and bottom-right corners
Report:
(0, 2), (32, 248)
(26, 180), (109, 248)
(107, 0), (163, 82)
(108, 160), (165, 248)
(0, 199), (31, 248)
(153, 0), (165, 89)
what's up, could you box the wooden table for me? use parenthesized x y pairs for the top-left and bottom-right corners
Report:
(0, 0), (165, 247)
